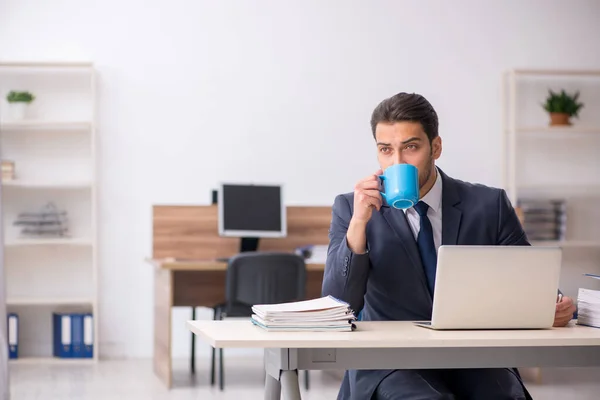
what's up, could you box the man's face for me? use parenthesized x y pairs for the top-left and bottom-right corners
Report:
(375, 121), (442, 190)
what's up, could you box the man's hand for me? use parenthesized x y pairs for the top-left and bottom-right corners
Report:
(553, 295), (576, 327)
(352, 169), (384, 224)
(346, 169), (383, 254)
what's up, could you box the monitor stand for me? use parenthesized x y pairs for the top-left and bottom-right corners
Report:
(240, 237), (260, 253)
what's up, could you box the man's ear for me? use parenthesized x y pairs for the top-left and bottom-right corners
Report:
(431, 136), (442, 159)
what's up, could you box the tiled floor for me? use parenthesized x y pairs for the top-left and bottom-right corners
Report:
(8, 357), (600, 399)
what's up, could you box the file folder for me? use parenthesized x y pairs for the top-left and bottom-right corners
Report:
(83, 313), (94, 358)
(71, 314), (84, 358)
(53, 312), (72, 358)
(53, 312), (94, 358)
(8, 313), (18, 359)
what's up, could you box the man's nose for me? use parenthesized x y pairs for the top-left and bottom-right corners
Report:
(392, 153), (404, 165)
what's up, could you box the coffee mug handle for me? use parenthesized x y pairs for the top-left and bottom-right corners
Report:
(377, 175), (386, 200)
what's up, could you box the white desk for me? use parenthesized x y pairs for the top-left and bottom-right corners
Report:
(187, 320), (600, 400)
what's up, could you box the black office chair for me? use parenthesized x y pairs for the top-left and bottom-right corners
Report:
(209, 251), (310, 391)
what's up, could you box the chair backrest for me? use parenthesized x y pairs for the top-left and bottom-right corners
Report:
(225, 252), (306, 315)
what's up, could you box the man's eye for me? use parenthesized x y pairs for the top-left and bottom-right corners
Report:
(405, 145), (418, 150)
(380, 147), (391, 153)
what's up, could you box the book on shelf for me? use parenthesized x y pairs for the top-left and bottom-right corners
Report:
(251, 295), (356, 332)
(576, 274), (600, 329)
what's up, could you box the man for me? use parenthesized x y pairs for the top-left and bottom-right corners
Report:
(322, 92), (576, 400)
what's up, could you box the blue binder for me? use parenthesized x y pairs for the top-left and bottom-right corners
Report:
(82, 313), (94, 358)
(53, 312), (72, 358)
(71, 314), (84, 358)
(8, 313), (18, 359)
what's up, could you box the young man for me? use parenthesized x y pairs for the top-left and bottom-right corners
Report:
(322, 92), (576, 400)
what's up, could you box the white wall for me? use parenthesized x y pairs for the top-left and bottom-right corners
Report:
(1, 0), (599, 358)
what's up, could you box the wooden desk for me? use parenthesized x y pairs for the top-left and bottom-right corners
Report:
(188, 320), (600, 400)
(148, 258), (326, 272)
(151, 259), (325, 388)
(150, 258), (325, 309)
(150, 204), (332, 388)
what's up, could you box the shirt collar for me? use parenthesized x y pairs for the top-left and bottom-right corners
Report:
(404, 166), (442, 213)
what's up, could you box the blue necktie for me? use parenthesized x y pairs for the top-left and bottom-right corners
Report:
(414, 201), (437, 297)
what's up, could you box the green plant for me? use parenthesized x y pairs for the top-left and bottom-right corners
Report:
(6, 91), (35, 104)
(542, 89), (583, 118)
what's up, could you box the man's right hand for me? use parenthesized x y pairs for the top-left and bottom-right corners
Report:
(346, 169), (383, 254)
(352, 169), (384, 224)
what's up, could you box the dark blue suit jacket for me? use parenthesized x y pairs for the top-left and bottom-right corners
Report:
(322, 168), (530, 400)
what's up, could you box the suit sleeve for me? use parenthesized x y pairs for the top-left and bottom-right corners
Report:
(321, 194), (371, 314)
(496, 189), (530, 246)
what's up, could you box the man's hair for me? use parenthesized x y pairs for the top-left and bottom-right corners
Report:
(370, 92), (439, 142)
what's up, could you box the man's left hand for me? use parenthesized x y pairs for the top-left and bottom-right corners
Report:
(554, 295), (576, 327)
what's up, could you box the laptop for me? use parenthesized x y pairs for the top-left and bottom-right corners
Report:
(414, 245), (562, 330)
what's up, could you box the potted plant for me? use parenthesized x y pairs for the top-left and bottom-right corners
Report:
(6, 91), (35, 120)
(541, 89), (584, 126)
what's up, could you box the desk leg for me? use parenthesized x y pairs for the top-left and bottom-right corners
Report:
(280, 371), (302, 400)
(265, 373), (281, 400)
(154, 268), (173, 388)
(264, 348), (302, 400)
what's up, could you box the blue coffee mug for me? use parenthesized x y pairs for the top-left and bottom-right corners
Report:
(378, 164), (419, 209)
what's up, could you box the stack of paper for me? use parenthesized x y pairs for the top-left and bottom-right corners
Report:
(577, 274), (600, 328)
(13, 202), (69, 238)
(251, 295), (356, 332)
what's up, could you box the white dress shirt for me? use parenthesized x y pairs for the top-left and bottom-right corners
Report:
(403, 167), (443, 253)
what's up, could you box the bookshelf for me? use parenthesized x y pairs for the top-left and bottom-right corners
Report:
(0, 61), (98, 362)
(1, 181), (92, 189)
(5, 237), (93, 247)
(6, 297), (94, 306)
(0, 121), (92, 132)
(502, 68), (600, 299)
(8, 357), (94, 365)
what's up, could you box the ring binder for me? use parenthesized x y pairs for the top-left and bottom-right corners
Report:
(8, 313), (19, 359)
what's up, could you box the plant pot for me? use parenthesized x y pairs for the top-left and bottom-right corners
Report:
(7, 102), (29, 120)
(549, 112), (571, 126)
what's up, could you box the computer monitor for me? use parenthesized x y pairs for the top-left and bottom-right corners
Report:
(218, 183), (286, 253)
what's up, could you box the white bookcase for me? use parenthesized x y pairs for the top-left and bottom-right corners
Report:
(0, 62), (98, 362)
(502, 69), (600, 300)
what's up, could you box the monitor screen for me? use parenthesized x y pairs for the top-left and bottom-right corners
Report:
(218, 183), (286, 238)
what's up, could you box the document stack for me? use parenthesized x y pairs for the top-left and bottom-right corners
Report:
(251, 296), (356, 332)
(516, 198), (566, 242)
(576, 274), (600, 329)
(13, 202), (69, 238)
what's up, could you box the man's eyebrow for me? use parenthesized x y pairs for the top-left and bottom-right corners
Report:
(401, 137), (422, 145)
(376, 137), (422, 146)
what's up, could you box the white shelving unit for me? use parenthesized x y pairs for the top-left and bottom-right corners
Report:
(7, 357), (94, 365)
(502, 68), (600, 300)
(0, 61), (98, 362)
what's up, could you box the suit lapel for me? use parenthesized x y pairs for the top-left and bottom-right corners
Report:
(380, 206), (428, 289)
(439, 169), (463, 245)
